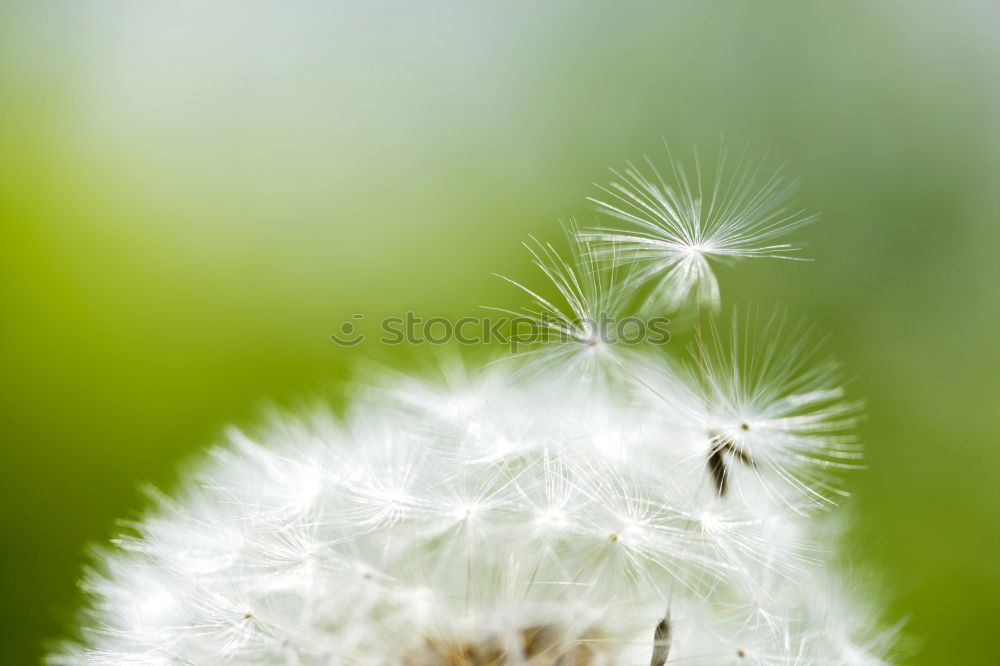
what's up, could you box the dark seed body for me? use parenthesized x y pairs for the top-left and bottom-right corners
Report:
(650, 614), (672, 666)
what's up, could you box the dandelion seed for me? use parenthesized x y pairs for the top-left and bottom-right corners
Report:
(585, 141), (816, 311)
(638, 309), (865, 510)
(488, 223), (639, 384)
(707, 441), (731, 497)
(650, 611), (672, 666)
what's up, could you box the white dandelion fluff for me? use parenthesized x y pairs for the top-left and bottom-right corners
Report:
(585, 142), (817, 311)
(487, 225), (643, 383)
(631, 309), (865, 512)
(50, 149), (897, 665)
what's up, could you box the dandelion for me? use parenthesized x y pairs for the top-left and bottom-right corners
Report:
(50, 149), (897, 665)
(585, 142), (816, 311)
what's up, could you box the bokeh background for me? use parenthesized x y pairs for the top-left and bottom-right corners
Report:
(2, 1), (998, 663)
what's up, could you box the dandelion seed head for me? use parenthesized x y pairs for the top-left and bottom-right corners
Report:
(51, 148), (897, 666)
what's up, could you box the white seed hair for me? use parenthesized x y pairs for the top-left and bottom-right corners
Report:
(584, 142), (816, 311)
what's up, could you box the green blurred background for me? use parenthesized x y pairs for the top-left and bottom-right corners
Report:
(2, 1), (998, 663)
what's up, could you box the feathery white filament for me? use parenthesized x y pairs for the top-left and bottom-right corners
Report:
(585, 142), (816, 311)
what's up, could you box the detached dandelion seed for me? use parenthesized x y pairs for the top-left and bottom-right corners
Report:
(584, 141), (816, 311)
